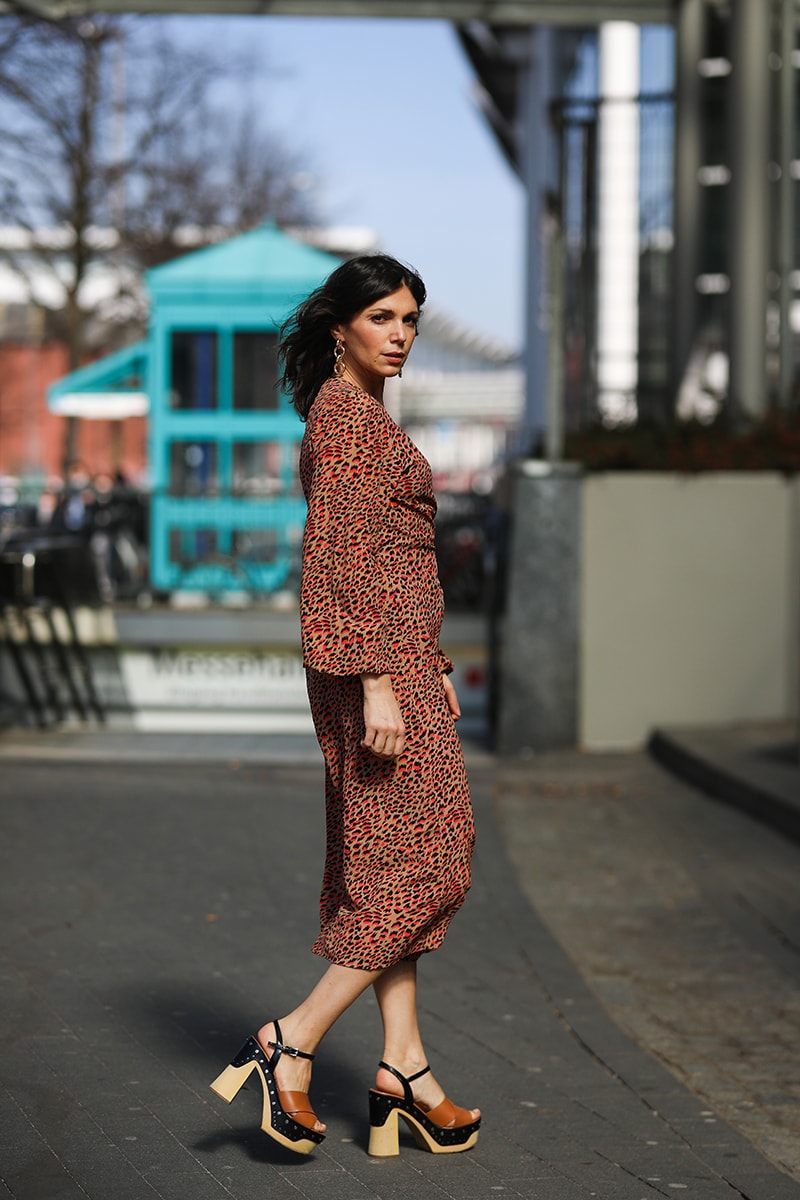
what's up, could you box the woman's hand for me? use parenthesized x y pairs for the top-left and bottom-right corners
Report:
(442, 673), (461, 721)
(360, 673), (406, 760)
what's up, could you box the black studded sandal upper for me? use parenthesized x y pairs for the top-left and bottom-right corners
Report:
(371, 1060), (480, 1147)
(229, 1030), (324, 1146)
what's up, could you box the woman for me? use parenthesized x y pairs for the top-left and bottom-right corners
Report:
(210, 255), (479, 1158)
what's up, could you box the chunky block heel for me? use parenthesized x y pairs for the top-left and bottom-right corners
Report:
(209, 1024), (325, 1155)
(367, 1092), (401, 1156)
(367, 1061), (480, 1156)
(210, 1060), (255, 1105)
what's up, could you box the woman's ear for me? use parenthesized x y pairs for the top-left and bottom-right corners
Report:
(331, 325), (344, 342)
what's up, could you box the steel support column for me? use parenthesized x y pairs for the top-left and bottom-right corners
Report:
(521, 25), (557, 453)
(671, 0), (704, 405)
(728, 0), (771, 420)
(778, 0), (797, 408)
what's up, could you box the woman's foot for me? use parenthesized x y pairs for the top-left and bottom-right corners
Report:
(257, 1019), (326, 1134)
(374, 1060), (479, 1123)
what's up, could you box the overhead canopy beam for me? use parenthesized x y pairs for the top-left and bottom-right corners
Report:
(0, 0), (674, 24)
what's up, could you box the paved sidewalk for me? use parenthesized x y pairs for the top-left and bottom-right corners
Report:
(495, 746), (800, 1185)
(0, 732), (799, 1199)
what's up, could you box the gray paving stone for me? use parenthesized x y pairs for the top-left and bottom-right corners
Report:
(497, 1176), (595, 1200)
(1, 747), (798, 1199)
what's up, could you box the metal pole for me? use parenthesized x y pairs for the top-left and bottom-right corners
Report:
(728, 0), (771, 421)
(671, 0), (704, 407)
(545, 167), (565, 460)
(522, 25), (556, 456)
(545, 223), (565, 457)
(778, 0), (797, 409)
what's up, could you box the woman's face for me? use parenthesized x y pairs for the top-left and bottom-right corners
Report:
(332, 284), (420, 396)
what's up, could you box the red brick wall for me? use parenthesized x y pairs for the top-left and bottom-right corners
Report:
(0, 342), (148, 485)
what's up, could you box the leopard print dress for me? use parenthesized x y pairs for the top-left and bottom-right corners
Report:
(299, 377), (475, 971)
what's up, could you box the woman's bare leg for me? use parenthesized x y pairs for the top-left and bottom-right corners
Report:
(372, 960), (479, 1119)
(257, 962), (381, 1132)
(254, 958), (478, 1135)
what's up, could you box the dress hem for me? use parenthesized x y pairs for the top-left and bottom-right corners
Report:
(311, 943), (430, 972)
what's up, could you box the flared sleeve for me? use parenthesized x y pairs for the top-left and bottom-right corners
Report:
(300, 390), (400, 676)
(437, 650), (454, 676)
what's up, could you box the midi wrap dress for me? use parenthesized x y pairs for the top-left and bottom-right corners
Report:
(299, 377), (475, 971)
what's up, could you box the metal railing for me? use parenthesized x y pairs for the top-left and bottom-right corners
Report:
(0, 531), (107, 728)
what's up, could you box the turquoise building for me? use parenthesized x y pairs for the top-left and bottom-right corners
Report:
(48, 225), (339, 594)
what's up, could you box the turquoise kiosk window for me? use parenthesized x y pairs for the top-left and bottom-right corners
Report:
(170, 331), (219, 410)
(233, 332), (279, 411)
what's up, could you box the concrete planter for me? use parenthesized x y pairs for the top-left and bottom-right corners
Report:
(497, 465), (800, 753)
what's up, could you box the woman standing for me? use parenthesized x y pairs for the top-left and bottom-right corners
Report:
(210, 255), (479, 1158)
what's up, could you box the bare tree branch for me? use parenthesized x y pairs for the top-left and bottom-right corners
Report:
(0, 13), (321, 469)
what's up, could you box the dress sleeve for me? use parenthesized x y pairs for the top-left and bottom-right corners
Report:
(300, 395), (400, 676)
(437, 650), (454, 675)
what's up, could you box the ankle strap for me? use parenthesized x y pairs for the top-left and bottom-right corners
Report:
(378, 1060), (430, 1106)
(266, 1018), (315, 1063)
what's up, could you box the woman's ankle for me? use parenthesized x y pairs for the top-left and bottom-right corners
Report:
(379, 1044), (427, 1075)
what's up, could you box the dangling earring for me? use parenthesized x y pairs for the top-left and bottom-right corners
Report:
(398, 367), (403, 378)
(333, 338), (345, 378)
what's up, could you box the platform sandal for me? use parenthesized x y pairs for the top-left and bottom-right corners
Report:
(209, 1020), (325, 1155)
(367, 1061), (480, 1157)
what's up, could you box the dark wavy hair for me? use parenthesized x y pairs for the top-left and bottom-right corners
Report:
(278, 253), (427, 419)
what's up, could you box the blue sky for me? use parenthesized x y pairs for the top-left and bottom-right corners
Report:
(164, 16), (526, 348)
(150, 17), (674, 351)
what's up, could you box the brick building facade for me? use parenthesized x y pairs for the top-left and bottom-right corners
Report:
(0, 341), (148, 486)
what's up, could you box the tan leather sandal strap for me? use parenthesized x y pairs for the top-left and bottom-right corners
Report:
(424, 1097), (475, 1128)
(278, 1089), (319, 1124)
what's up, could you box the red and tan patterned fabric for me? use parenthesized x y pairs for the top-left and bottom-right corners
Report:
(299, 378), (475, 970)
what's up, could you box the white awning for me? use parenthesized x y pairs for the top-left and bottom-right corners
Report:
(49, 392), (149, 419)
